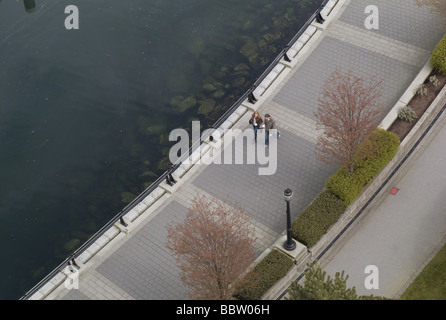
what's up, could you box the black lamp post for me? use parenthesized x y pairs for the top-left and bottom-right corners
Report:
(283, 188), (296, 251)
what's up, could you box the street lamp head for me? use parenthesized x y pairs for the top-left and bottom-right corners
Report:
(283, 188), (293, 202)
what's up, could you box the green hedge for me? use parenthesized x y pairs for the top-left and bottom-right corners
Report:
(233, 249), (294, 300)
(292, 190), (347, 248)
(431, 33), (446, 75)
(326, 129), (400, 205)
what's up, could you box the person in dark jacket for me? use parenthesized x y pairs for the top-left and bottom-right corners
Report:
(249, 111), (263, 142)
(264, 113), (280, 146)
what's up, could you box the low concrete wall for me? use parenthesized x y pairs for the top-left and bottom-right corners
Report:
(379, 60), (434, 130)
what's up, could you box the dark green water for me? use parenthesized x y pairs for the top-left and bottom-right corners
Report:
(0, 0), (320, 299)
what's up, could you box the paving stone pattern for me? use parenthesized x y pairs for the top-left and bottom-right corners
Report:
(192, 128), (337, 239)
(273, 36), (420, 121)
(62, 289), (91, 300)
(339, 0), (445, 50)
(96, 201), (189, 300)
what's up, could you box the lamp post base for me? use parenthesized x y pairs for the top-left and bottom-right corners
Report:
(283, 240), (296, 251)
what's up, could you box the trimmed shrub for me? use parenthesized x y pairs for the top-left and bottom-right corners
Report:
(431, 33), (446, 76)
(233, 249), (294, 300)
(415, 83), (427, 96)
(326, 129), (400, 205)
(325, 171), (364, 205)
(430, 75), (440, 87)
(397, 105), (417, 123)
(355, 129), (401, 173)
(292, 190), (347, 248)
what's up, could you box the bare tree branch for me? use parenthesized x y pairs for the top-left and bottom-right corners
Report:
(415, 0), (446, 25)
(166, 194), (256, 300)
(314, 68), (385, 174)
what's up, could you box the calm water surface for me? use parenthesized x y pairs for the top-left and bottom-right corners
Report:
(0, 0), (320, 299)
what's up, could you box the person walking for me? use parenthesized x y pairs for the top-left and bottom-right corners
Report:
(249, 111), (263, 142)
(264, 113), (280, 146)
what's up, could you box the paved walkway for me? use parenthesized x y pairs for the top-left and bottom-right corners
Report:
(41, 0), (445, 300)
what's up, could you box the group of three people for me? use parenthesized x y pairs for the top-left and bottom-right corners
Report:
(249, 111), (280, 146)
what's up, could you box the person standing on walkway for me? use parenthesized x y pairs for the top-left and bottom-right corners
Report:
(249, 111), (263, 142)
(264, 113), (280, 146)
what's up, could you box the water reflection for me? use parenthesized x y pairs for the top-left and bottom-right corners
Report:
(0, 0), (36, 13)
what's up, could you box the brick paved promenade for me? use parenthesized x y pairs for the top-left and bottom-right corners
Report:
(34, 0), (444, 300)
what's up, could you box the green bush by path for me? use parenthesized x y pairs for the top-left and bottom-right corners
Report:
(286, 261), (388, 300)
(400, 244), (446, 300)
(233, 249), (294, 300)
(397, 105), (417, 124)
(291, 190), (347, 248)
(326, 129), (400, 205)
(431, 33), (446, 76)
